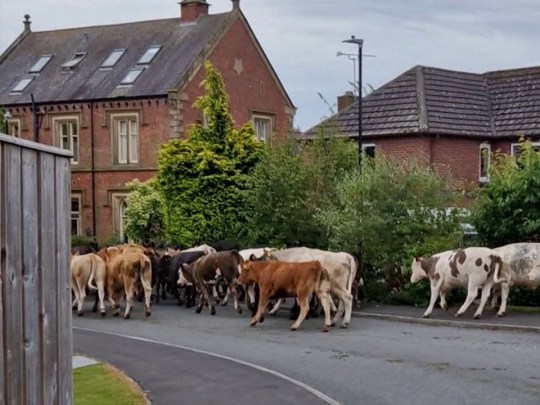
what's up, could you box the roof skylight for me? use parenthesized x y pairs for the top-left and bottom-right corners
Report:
(11, 77), (34, 93)
(137, 45), (161, 65)
(62, 52), (87, 69)
(29, 55), (53, 73)
(102, 48), (126, 68)
(120, 67), (144, 85)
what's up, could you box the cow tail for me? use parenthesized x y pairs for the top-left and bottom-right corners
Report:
(87, 255), (98, 291)
(346, 254), (357, 293)
(493, 257), (508, 284)
(139, 256), (152, 291)
(233, 250), (244, 276)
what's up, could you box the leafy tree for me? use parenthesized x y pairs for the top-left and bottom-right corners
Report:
(315, 154), (464, 302)
(158, 61), (263, 246)
(124, 178), (166, 244)
(472, 139), (540, 246)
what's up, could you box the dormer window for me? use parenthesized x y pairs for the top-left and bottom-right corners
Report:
(11, 77), (34, 93)
(102, 48), (126, 68)
(29, 55), (53, 73)
(137, 45), (161, 65)
(62, 52), (87, 69)
(120, 67), (144, 85)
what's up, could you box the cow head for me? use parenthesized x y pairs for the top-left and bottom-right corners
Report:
(238, 262), (253, 286)
(410, 257), (427, 283)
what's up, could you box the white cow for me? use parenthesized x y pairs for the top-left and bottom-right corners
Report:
(269, 247), (358, 328)
(71, 253), (107, 316)
(494, 243), (540, 315)
(182, 244), (217, 255)
(410, 247), (508, 319)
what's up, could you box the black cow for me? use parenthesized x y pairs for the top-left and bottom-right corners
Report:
(209, 240), (241, 252)
(168, 250), (206, 307)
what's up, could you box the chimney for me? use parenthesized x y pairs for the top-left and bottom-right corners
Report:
(23, 14), (32, 32)
(179, 0), (209, 23)
(337, 91), (356, 112)
(232, 0), (240, 9)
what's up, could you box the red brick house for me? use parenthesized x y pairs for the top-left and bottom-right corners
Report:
(0, 0), (295, 241)
(305, 65), (540, 192)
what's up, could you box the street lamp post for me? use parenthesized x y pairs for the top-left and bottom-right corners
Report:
(342, 35), (363, 167)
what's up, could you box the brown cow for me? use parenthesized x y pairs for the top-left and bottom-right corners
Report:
(238, 260), (332, 332)
(179, 250), (243, 315)
(71, 253), (107, 316)
(99, 246), (153, 319)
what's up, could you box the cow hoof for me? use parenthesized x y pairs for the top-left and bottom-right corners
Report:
(454, 312), (463, 318)
(145, 311), (151, 318)
(210, 308), (216, 316)
(237, 307), (243, 315)
(124, 314), (130, 320)
(422, 313), (430, 318)
(290, 326), (298, 331)
(113, 311), (120, 317)
(77, 311), (84, 317)
(195, 307), (202, 314)
(322, 326), (329, 333)
(496, 312), (505, 318)
(92, 307), (98, 313)
(340, 323), (348, 329)
(100, 311), (106, 318)
(249, 322), (257, 327)
(259, 316), (265, 324)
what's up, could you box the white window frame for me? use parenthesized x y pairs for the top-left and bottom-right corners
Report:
(479, 143), (491, 183)
(137, 45), (161, 65)
(362, 143), (376, 158)
(52, 116), (79, 165)
(6, 118), (21, 137)
(62, 52), (87, 69)
(111, 113), (139, 165)
(252, 114), (273, 142)
(112, 193), (129, 243)
(511, 142), (540, 157)
(29, 55), (53, 73)
(120, 67), (144, 85)
(11, 77), (34, 93)
(71, 194), (82, 236)
(101, 48), (126, 68)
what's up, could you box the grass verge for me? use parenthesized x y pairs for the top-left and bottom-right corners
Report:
(74, 363), (148, 405)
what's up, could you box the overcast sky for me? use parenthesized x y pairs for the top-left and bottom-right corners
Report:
(1, 0), (540, 131)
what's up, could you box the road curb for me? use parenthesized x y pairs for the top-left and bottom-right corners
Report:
(352, 311), (540, 334)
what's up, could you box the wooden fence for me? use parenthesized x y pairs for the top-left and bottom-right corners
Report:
(0, 132), (73, 404)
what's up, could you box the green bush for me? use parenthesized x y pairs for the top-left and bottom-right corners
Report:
(71, 235), (95, 248)
(316, 153), (465, 303)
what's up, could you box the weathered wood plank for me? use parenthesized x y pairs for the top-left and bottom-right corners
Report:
(40, 153), (59, 405)
(0, 142), (6, 405)
(4, 143), (25, 405)
(0, 133), (72, 157)
(21, 148), (42, 405)
(55, 156), (72, 405)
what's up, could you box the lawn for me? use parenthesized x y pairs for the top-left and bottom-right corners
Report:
(73, 363), (147, 405)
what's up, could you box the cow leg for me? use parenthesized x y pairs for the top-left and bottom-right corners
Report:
(290, 295), (309, 331)
(423, 279), (442, 318)
(229, 284), (242, 314)
(123, 278), (135, 319)
(331, 287), (353, 328)
(141, 270), (153, 317)
(496, 282), (509, 317)
(439, 291), (448, 311)
(317, 290), (332, 332)
(473, 283), (493, 319)
(455, 283), (480, 317)
(220, 286), (230, 306)
(268, 298), (283, 315)
(250, 290), (269, 326)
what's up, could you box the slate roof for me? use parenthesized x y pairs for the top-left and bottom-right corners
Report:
(305, 65), (540, 139)
(0, 13), (232, 104)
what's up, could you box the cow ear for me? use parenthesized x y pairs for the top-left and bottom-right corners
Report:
(249, 254), (257, 261)
(415, 256), (421, 262)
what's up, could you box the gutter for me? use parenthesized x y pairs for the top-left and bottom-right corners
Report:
(90, 101), (96, 238)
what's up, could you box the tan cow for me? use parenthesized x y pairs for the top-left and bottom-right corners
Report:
(238, 260), (332, 332)
(71, 253), (107, 316)
(99, 246), (153, 319)
(411, 247), (508, 319)
(269, 248), (357, 328)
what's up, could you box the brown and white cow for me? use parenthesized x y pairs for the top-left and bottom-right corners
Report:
(99, 246), (153, 319)
(411, 247), (508, 319)
(70, 253), (107, 316)
(179, 250), (243, 315)
(238, 260), (332, 332)
(269, 248), (357, 328)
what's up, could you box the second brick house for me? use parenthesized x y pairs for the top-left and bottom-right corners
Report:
(0, 0), (295, 241)
(305, 64), (540, 192)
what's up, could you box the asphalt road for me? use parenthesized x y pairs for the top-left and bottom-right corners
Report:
(73, 300), (540, 405)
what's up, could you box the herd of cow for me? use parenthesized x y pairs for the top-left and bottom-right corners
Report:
(70, 240), (540, 332)
(71, 242), (360, 332)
